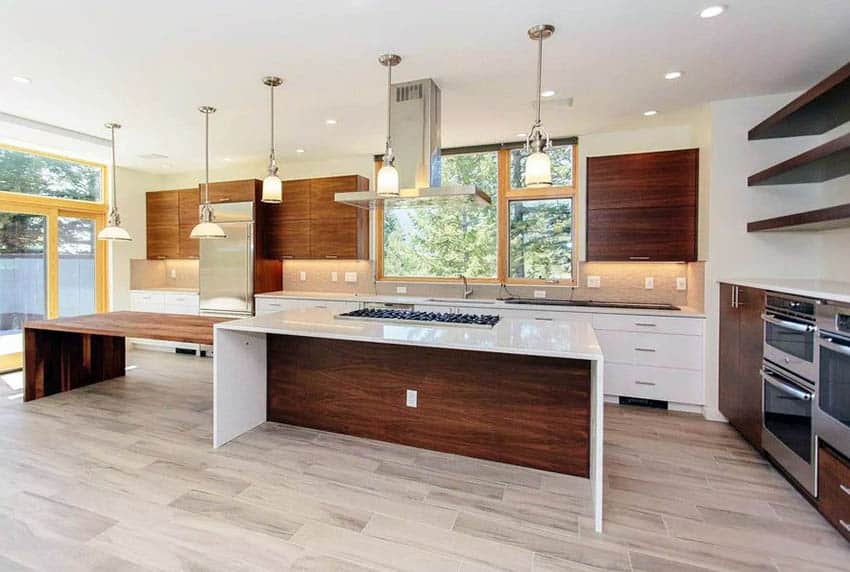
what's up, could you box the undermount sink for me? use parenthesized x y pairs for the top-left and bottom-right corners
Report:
(426, 298), (496, 305)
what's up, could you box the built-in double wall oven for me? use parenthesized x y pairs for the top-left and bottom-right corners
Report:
(816, 301), (850, 463)
(761, 292), (818, 495)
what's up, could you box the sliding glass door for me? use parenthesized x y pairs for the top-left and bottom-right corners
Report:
(58, 216), (97, 317)
(0, 211), (47, 375)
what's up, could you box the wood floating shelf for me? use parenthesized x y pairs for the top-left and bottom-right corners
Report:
(747, 132), (850, 186)
(747, 203), (850, 232)
(749, 61), (850, 140)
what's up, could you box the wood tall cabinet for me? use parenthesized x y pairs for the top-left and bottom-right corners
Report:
(263, 175), (369, 260)
(586, 149), (699, 261)
(718, 283), (765, 450)
(146, 191), (179, 259)
(177, 189), (200, 259)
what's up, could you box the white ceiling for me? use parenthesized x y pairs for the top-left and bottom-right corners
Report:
(2, 0), (849, 172)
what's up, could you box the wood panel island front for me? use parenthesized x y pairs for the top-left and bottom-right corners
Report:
(213, 306), (606, 531)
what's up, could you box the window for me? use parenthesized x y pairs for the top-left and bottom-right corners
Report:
(510, 144), (574, 189)
(378, 142), (577, 284)
(382, 151), (498, 279)
(0, 146), (104, 202)
(509, 198), (573, 280)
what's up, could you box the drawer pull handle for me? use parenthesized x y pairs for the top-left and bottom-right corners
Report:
(315, 305), (328, 309)
(629, 256), (651, 261)
(634, 323), (657, 327)
(325, 255), (338, 259)
(282, 256), (294, 259)
(841, 520), (850, 533)
(635, 348), (657, 353)
(840, 484), (850, 497)
(534, 317), (554, 321)
(635, 381), (656, 386)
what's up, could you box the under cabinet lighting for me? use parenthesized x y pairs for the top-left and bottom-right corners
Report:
(541, 90), (556, 98)
(296, 148), (305, 153)
(11, 75), (30, 84)
(325, 118), (337, 125)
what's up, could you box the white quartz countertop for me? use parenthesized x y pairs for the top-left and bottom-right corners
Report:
(216, 307), (604, 361)
(255, 290), (705, 318)
(719, 279), (850, 304)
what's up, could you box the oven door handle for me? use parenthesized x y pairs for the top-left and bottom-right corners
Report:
(820, 337), (850, 357)
(761, 313), (815, 333)
(761, 370), (812, 401)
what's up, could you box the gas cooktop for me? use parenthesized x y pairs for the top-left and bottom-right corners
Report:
(336, 308), (501, 328)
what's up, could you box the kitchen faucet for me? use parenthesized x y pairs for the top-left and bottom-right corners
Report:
(459, 274), (473, 299)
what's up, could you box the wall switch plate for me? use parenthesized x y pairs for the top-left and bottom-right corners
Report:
(533, 290), (546, 298)
(406, 389), (418, 408)
(644, 277), (654, 289)
(331, 272), (338, 282)
(169, 269), (177, 279)
(299, 271), (307, 281)
(587, 275), (601, 288)
(676, 277), (687, 291)
(396, 286), (407, 294)
(344, 272), (357, 283)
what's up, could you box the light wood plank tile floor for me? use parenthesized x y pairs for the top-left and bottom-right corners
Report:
(0, 349), (848, 571)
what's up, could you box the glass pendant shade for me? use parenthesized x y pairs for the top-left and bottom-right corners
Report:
(376, 163), (399, 196)
(525, 150), (552, 187)
(262, 173), (282, 203)
(97, 224), (132, 242)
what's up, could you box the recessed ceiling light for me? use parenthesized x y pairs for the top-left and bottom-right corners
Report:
(664, 71), (683, 80)
(643, 110), (658, 116)
(223, 157), (232, 162)
(699, 5), (726, 18)
(325, 119), (337, 125)
(11, 75), (31, 84)
(516, 132), (527, 138)
(296, 148), (305, 153)
(540, 90), (556, 98)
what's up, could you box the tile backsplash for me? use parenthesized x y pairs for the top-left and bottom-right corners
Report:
(130, 259), (199, 290)
(281, 260), (705, 311)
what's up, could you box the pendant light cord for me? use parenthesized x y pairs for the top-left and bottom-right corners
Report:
(204, 111), (210, 205)
(535, 33), (543, 127)
(269, 84), (276, 164)
(110, 125), (118, 212)
(385, 61), (393, 158)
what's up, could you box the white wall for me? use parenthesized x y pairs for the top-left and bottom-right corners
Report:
(109, 167), (164, 310)
(702, 92), (828, 420)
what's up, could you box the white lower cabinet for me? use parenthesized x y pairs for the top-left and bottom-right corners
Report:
(130, 291), (200, 352)
(604, 363), (704, 405)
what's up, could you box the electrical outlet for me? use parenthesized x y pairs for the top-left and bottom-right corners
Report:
(644, 277), (654, 290)
(533, 290), (546, 298)
(299, 271), (307, 282)
(169, 268), (177, 279)
(587, 275), (601, 288)
(344, 272), (357, 283)
(396, 286), (407, 294)
(331, 272), (338, 282)
(676, 277), (687, 291)
(406, 389), (418, 408)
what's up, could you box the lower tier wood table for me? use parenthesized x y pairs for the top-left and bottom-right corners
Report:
(23, 311), (230, 402)
(212, 307), (606, 532)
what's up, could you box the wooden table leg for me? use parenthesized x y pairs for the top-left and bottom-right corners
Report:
(24, 328), (126, 402)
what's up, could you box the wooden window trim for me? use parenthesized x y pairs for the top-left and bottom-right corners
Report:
(377, 145), (578, 285)
(0, 145), (109, 317)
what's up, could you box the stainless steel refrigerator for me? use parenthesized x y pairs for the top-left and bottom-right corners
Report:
(199, 201), (255, 317)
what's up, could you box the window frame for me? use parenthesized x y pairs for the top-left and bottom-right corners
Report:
(0, 144), (109, 320)
(376, 143), (578, 285)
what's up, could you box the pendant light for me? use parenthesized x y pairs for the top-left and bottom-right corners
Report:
(190, 106), (226, 239)
(261, 76), (283, 203)
(376, 53), (401, 196)
(97, 123), (132, 242)
(524, 24), (555, 188)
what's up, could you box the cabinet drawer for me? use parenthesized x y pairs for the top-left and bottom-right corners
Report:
(592, 313), (704, 336)
(129, 292), (166, 312)
(604, 363), (704, 405)
(164, 294), (199, 315)
(818, 442), (850, 541)
(255, 298), (358, 316)
(595, 330), (703, 370)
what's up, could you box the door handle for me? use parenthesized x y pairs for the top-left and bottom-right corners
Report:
(840, 520), (850, 533)
(840, 484), (850, 497)
(762, 313), (815, 333)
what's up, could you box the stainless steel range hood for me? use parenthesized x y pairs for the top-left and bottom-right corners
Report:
(335, 78), (491, 209)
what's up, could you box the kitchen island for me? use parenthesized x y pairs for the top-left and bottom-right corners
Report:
(214, 306), (606, 531)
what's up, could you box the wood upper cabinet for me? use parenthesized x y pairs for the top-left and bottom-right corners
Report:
(177, 189), (200, 259)
(586, 148), (698, 261)
(262, 175), (369, 260)
(146, 191), (179, 259)
(202, 179), (260, 204)
(718, 283), (764, 450)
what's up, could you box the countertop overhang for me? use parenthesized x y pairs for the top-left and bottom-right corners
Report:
(216, 307), (604, 361)
(718, 278), (850, 304)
